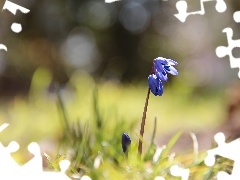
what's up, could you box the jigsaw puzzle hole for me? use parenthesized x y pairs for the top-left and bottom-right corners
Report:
(232, 47), (240, 59)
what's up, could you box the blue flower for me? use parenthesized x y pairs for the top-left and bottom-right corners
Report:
(148, 74), (163, 96)
(148, 57), (178, 96)
(153, 57), (178, 82)
(122, 133), (131, 153)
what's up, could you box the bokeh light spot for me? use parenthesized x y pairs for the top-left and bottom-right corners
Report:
(61, 27), (100, 72)
(119, 2), (150, 33)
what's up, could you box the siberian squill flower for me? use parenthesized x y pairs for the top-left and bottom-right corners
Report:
(148, 57), (178, 96)
(138, 57), (178, 156)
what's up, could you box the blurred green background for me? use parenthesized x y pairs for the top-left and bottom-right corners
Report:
(0, 0), (239, 162)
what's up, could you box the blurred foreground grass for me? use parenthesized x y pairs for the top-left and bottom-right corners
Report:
(0, 67), (229, 179)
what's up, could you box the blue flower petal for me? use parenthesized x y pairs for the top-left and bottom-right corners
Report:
(158, 80), (163, 95)
(166, 59), (178, 65)
(154, 60), (164, 73)
(148, 75), (158, 95)
(156, 69), (168, 82)
(154, 57), (168, 65)
(148, 74), (163, 96)
(165, 65), (178, 75)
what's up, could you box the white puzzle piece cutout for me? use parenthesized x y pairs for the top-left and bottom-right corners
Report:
(154, 176), (165, 180)
(2, 0), (30, 15)
(1, 1), (31, 50)
(170, 165), (190, 180)
(215, 11), (240, 78)
(0, 141), (20, 173)
(2, 0), (30, 33)
(0, 44), (7, 51)
(205, 132), (240, 180)
(0, 124), (71, 180)
(174, 0), (227, 22)
(105, 0), (121, 3)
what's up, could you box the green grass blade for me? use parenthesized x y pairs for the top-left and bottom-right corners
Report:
(159, 130), (182, 159)
(93, 85), (102, 129)
(144, 116), (157, 161)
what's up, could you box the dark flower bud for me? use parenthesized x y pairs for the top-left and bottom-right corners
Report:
(122, 133), (131, 153)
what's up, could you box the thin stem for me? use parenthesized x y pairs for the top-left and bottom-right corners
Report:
(138, 88), (151, 157)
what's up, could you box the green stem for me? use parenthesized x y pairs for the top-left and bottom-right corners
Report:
(138, 88), (150, 157)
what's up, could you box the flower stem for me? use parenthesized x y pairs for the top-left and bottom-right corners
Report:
(138, 88), (150, 157)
